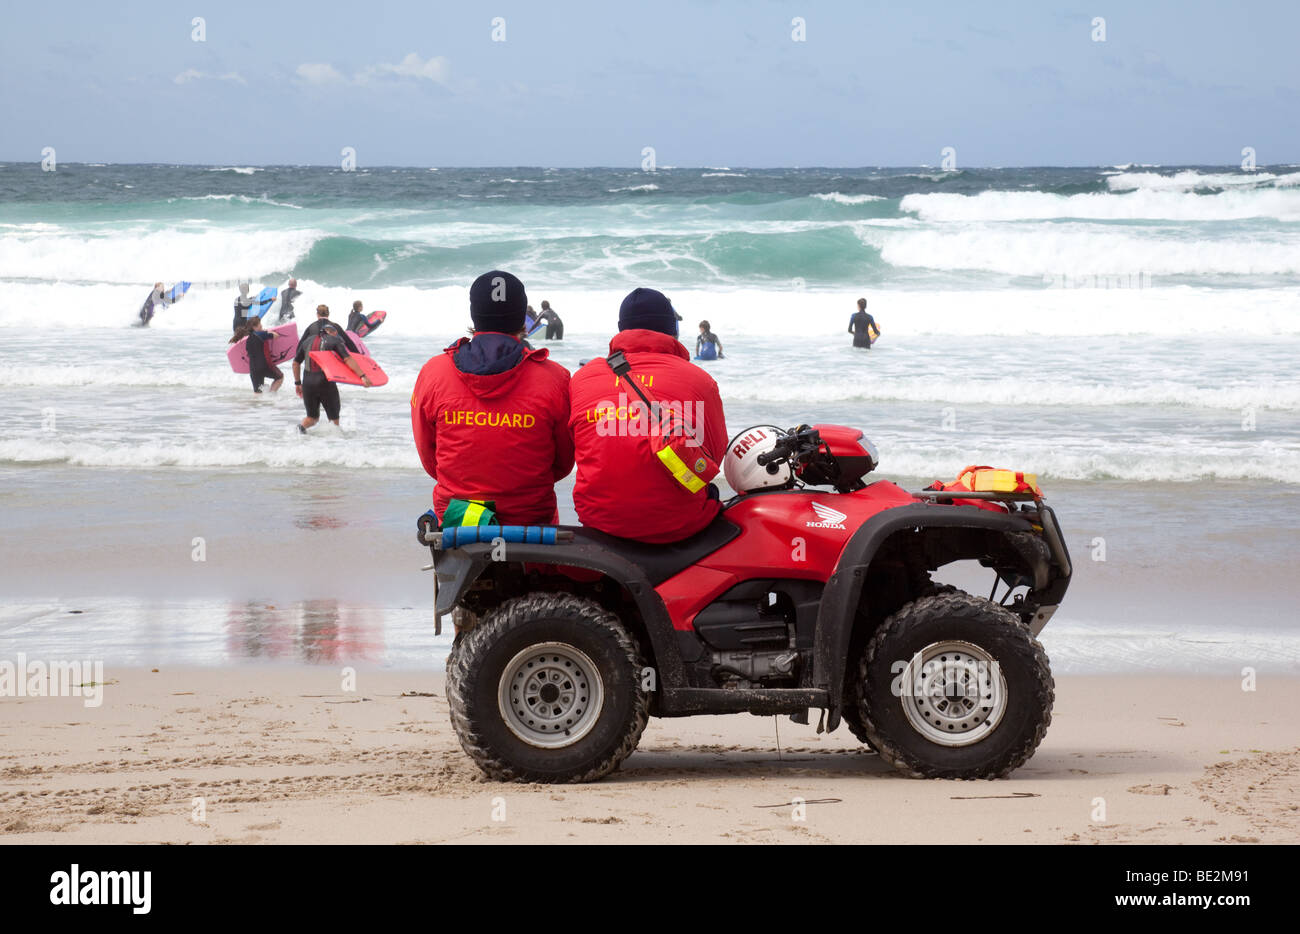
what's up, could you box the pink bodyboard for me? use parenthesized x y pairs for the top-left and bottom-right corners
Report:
(345, 332), (369, 356)
(228, 323), (299, 374)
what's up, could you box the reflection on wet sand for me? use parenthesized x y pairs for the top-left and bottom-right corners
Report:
(3, 599), (448, 668)
(294, 491), (347, 531)
(225, 599), (384, 663)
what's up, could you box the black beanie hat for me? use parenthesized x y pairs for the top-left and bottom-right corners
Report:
(618, 287), (678, 336)
(469, 270), (528, 333)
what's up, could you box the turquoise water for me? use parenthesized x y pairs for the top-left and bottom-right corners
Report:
(4, 164), (1300, 291)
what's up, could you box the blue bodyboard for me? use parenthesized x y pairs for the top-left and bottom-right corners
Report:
(250, 287), (278, 319)
(165, 281), (191, 303)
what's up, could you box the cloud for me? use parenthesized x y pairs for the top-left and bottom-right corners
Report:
(360, 52), (449, 85)
(174, 69), (246, 85)
(294, 53), (449, 88)
(295, 63), (346, 85)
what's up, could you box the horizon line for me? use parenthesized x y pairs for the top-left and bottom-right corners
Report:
(3, 161), (1291, 171)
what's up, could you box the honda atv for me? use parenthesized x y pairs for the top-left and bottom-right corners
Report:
(419, 423), (1072, 783)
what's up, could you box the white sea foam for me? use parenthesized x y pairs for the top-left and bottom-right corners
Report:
(721, 373), (1300, 411)
(872, 225), (1300, 277)
(4, 434), (1294, 482)
(811, 192), (886, 204)
(0, 227), (319, 284)
(179, 193), (303, 209)
(0, 438), (422, 471)
(606, 184), (659, 193)
(902, 188), (1300, 222)
(206, 166), (261, 175)
(4, 281), (1299, 338)
(1106, 169), (1300, 192)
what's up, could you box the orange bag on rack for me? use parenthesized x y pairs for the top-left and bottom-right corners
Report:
(925, 465), (1041, 512)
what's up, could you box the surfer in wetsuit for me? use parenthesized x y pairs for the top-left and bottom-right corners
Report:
(276, 278), (301, 323)
(347, 300), (366, 334)
(293, 307), (370, 432)
(538, 300), (564, 340)
(230, 316), (285, 393)
(138, 282), (169, 326)
(848, 298), (878, 349)
(232, 282), (256, 332)
(695, 320), (724, 360)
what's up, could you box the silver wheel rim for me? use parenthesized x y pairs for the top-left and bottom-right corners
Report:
(498, 642), (604, 749)
(897, 640), (1008, 747)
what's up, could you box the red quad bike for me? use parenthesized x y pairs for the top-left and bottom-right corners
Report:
(420, 423), (1072, 783)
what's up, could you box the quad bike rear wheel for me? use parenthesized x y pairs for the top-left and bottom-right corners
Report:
(852, 591), (1053, 779)
(445, 593), (649, 783)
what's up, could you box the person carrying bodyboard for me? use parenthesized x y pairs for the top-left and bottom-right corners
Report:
(849, 297), (879, 349)
(229, 317), (286, 394)
(138, 282), (170, 326)
(293, 306), (369, 432)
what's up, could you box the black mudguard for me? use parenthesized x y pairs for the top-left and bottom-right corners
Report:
(811, 503), (1065, 732)
(431, 541), (690, 692)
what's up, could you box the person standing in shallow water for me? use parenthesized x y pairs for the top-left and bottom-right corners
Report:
(277, 278), (301, 323)
(293, 308), (369, 432)
(537, 300), (564, 340)
(138, 282), (169, 326)
(848, 297), (879, 349)
(232, 282), (256, 333)
(695, 319), (724, 360)
(230, 316), (285, 393)
(347, 300), (366, 333)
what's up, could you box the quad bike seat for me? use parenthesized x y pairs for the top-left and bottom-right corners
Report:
(564, 516), (740, 586)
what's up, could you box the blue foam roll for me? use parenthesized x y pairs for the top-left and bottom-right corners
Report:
(440, 525), (559, 549)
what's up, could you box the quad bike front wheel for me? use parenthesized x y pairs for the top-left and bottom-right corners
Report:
(852, 591), (1053, 779)
(842, 580), (959, 748)
(445, 593), (649, 783)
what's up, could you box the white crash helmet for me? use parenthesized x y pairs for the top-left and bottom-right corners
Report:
(724, 425), (792, 493)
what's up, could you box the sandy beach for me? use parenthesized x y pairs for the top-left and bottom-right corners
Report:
(1, 668), (1294, 845)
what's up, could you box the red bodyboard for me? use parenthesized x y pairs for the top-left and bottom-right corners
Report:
(309, 350), (388, 387)
(354, 310), (386, 337)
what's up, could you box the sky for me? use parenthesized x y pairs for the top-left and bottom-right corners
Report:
(1, 0), (1296, 167)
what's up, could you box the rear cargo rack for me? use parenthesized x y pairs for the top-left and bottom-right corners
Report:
(913, 490), (1040, 503)
(912, 491), (1073, 579)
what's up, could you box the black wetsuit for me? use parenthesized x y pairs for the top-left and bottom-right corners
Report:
(233, 295), (255, 333)
(849, 310), (877, 349)
(347, 309), (366, 333)
(294, 329), (354, 421)
(138, 288), (167, 326)
(277, 288), (301, 323)
(538, 309), (564, 340)
(246, 330), (282, 392)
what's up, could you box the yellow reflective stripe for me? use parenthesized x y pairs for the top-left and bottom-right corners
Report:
(657, 444), (706, 493)
(462, 502), (486, 526)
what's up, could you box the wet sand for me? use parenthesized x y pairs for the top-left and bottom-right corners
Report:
(4, 466), (1299, 671)
(1, 668), (1295, 844)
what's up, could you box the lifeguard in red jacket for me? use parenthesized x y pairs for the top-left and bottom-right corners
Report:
(568, 288), (729, 543)
(410, 270), (574, 524)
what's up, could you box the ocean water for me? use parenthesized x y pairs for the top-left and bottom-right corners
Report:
(2, 163), (1298, 671)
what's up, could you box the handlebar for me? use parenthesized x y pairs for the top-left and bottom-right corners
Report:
(756, 425), (821, 468)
